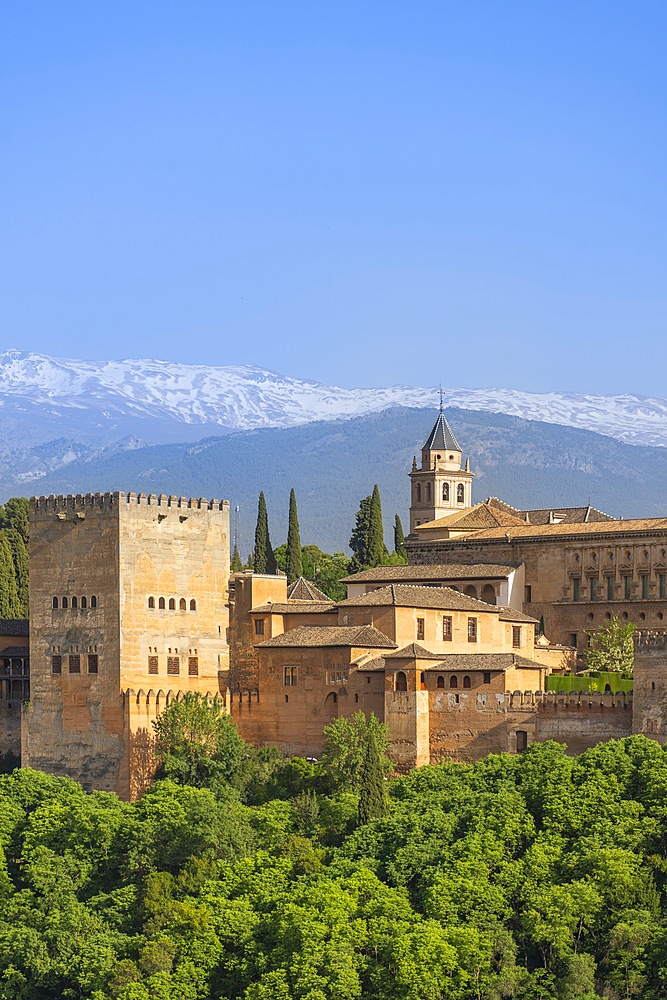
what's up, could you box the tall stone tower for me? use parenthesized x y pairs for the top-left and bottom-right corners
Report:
(24, 492), (230, 799)
(409, 411), (474, 532)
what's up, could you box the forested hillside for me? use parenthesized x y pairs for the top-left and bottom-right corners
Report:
(1, 734), (667, 998)
(16, 406), (667, 555)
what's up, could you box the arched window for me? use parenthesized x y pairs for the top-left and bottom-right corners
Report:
(463, 675), (471, 689)
(464, 585), (477, 599)
(442, 483), (449, 501)
(148, 597), (155, 609)
(52, 597), (58, 609)
(436, 675), (445, 688)
(416, 484), (421, 502)
(395, 671), (408, 692)
(169, 598), (176, 610)
(90, 596), (97, 608)
(158, 597), (165, 609)
(426, 483), (431, 501)
(449, 675), (458, 689)
(179, 598), (186, 610)
(481, 584), (496, 605)
(190, 599), (196, 611)
(457, 483), (465, 503)
(71, 596), (78, 609)
(420, 671), (426, 690)
(81, 596), (87, 609)
(62, 597), (68, 609)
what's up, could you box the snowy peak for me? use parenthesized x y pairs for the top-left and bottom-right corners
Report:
(0, 350), (666, 447)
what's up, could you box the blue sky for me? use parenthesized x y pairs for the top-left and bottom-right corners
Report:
(2, 2), (666, 395)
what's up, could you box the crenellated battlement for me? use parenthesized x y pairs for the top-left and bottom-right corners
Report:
(634, 630), (667, 652)
(30, 492), (229, 513)
(505, 689), (632, 710)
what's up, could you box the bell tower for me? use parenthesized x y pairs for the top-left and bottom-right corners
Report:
(409, 408), (474, 532)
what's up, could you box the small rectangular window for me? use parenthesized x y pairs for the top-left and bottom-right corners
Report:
(254, 619), (265, 636)
(87, 654), (98, 674)
(167, 656), (180, 675)
(624, 575), (632, 600)
(607, 576), (614, 600)
(51, 655), (62, 674)
(148, 655), (158, 675)
(512, 626), (521, 648)
(590, 575), (598, 600)
(69, 654), (81, 674)
(468, 617), (477, 643)
(188, 656), (199, 676)
(573, 578), (580, 601)
(442, 615), (452, 641)
(524, 585), (532, 603)
(642, 574), (649, 599)
(660, 574), (666, 599)
(516, 730), (528, 752)
(483, 671), (491, 684)
(570, 633), (578, 648)
(416, 618), (425, 641)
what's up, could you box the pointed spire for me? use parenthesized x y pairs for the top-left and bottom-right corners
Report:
(422, 412), (461, 453)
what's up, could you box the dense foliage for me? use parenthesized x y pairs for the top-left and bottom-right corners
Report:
(585, 615), (637, 674)
(0, 497), (30, 618)
(3, 733), (667, 997)
(286, 489), (303, 585)
(252, 492), (276, 575)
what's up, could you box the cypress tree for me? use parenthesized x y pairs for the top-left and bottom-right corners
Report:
(7, 529), (28, 617)
(0, 533), (21, 619)
(367, 484), (387, 567)
(286, 488), (303, 584)
(349, 494), (372, 572)
(253, 492), (276, 575)
(394, 514), (406, 560)
(230, 545), (243, 573)
(358, 731), (389, 825)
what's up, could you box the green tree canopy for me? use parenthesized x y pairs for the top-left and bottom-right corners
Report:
(393, 513), (407, 561)
(286, 489), (303, 584)
(584, 614), (637, 673)
(321, 712), (390, 792)
(253, 492), (277, 575)
(153, 694), (247, 789)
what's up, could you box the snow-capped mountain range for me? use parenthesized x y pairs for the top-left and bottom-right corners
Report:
(0, 349), (666, 447)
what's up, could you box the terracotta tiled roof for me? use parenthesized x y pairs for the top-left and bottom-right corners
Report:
(0, 620), (29, 637)
(484, 497), (615, 524)
(462, 518), (667, 541)
(257, 624), (396, 649)
(338, 584), (500, 613)
(423, 653), (546, 671)
(385, 643), (449, 659)
(498, 607), (540, 624)
(415, 502), (528, 532)
(287, 577), (331, 602)
(251, 601), (336, 615)
(340, 562), (518, 584)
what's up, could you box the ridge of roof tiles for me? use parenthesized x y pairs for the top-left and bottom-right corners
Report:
(337, 583), (502, 612)
(340, 562), (518, 583)
(251, 601), (336, 614)
(385, 643), (448, 659)
(257, 624), (397, 649)
(286, 577), (331, 602)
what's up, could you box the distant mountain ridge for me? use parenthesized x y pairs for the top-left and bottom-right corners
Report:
(1, 350), (667, 446)
(17, 407), (667, 556)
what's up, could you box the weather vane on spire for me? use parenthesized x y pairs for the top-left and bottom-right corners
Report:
(439, 385), (444, 414)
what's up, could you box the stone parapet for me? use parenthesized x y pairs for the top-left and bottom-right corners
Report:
(31, 492), (229, 512)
